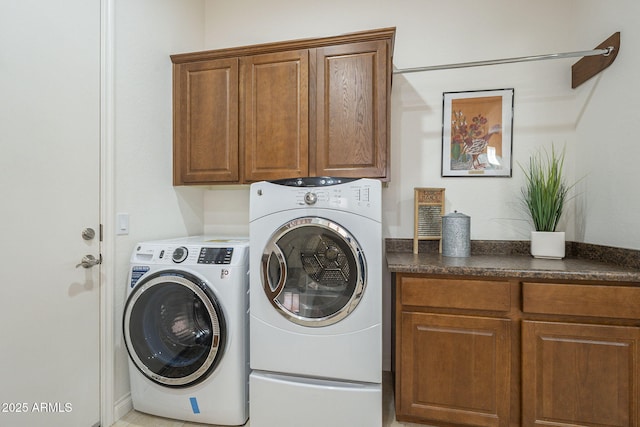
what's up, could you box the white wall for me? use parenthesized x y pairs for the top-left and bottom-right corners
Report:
(113, 0), (206, 412)
(201, 0), (639, 250)
(195, 0), (640, 374)
(111, 0), (640, 415)
(572, 1), (640, 249)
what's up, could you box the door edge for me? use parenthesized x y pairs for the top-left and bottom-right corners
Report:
(100, 0), (116, 425)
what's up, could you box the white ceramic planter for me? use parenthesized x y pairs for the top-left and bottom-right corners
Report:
(530, 231), (565, 259)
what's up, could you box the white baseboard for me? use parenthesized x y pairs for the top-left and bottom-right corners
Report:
(114, 393), (133, 422)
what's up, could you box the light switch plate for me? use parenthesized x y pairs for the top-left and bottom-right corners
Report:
(116, 213), (129, 235)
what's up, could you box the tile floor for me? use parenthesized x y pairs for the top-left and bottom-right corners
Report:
(112, 372), (425, 427)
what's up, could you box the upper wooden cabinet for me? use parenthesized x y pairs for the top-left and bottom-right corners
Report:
(242, 49), (309, 182)
(171, 28), (395, 185)
(314, 40), (390, 178)
(172, 58), (239, 184)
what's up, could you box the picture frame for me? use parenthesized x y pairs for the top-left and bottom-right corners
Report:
(442, 88), (514, 177)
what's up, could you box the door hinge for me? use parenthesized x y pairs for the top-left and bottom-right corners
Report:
(99, 224), (103, 242)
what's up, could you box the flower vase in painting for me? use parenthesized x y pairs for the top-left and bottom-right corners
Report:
(450, 111), (502, 172)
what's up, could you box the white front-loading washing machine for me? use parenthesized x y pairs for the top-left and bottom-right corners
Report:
(123, 236), (249, 426)
(249, 177), (382, 427)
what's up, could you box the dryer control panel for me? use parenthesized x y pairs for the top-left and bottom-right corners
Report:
(250, 177), (381, 223)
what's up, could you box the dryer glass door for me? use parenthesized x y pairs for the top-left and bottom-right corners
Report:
(123, 271), (226, 387)
(262, 217), (366, 327)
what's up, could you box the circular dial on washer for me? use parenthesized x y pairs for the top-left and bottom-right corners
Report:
(172, 246), (188, 263)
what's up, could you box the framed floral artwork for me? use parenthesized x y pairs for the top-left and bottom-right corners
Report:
(442, 88), (514, 177)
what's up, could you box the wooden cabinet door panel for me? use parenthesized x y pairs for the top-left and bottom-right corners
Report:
(398, 312), (511, 427)
(314, 40), (389, 178)
(522, 321), (640, 427)
(242, 50), (308, 182)
(173, 58), (239, 184)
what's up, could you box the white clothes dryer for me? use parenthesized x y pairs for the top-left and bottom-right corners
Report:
(249, 177), (382, 427)
(123, 236), (249, 426)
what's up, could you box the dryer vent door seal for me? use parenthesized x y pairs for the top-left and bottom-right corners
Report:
(261, 216), (366, 327)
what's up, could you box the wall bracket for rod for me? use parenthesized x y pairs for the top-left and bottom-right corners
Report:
(393, 32), (620, 89)
(572, 32), (620, 88)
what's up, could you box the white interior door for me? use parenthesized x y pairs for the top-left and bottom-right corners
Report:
(0, 2), (102, 426)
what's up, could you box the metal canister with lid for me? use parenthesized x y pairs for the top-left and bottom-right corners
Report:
(441, 211), (470, 257)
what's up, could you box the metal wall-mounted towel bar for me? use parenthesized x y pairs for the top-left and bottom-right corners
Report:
(393, 32), (620, 89)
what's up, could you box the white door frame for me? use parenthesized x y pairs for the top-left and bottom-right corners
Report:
(100, 0), (116, 425)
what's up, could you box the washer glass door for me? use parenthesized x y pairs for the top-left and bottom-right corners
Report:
(262, 217), (366, 327)
(123, 271), (226, 387)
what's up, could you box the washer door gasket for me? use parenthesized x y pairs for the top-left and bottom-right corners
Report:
(123, 271), (226, 387)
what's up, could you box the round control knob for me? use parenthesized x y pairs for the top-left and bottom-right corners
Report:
(172, 246), (188, 263)
(304, 192), (317, 205)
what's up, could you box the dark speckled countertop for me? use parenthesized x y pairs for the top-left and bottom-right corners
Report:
(386, 239), (640, 284)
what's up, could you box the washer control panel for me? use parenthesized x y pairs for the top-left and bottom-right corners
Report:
(133, 243), (238, 265)
(169, 246), (234, 264)
(197, 247), (234, 264)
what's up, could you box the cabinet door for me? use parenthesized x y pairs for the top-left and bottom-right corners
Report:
(522, 321), (640, 427)
(398, 312), (511, 427)
(242, 50), (309, 182)
(314, 40), (390, 179)
(173, 58), (239, 184)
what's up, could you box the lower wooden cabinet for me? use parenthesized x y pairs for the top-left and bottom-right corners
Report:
(395, 275), (516, 427)
(394, 274), (640, 427)
(398, 312), (511, 427)
(522, 320), (640, 427)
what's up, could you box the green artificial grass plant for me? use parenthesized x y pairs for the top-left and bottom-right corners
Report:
(521, 145), (573, 232)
